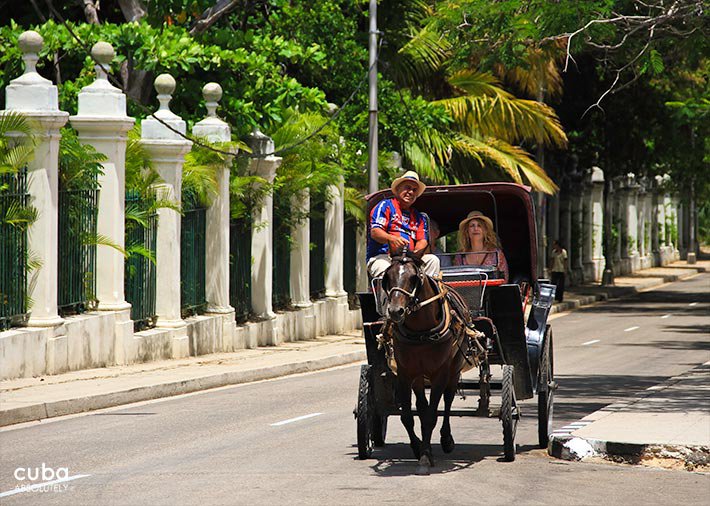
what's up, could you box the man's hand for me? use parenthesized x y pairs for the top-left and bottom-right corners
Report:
(389, 235), (409, 251)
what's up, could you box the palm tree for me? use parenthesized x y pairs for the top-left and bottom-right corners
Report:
(379, 1), (567, 193)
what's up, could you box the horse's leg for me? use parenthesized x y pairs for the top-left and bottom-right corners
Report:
(415, 380), (444, 475)
(396, 377), (421, 459)
(440, 380), (457, 453)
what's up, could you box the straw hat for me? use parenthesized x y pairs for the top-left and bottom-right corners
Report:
(458, 210), (494, 234)
(390, 171), (426, 198)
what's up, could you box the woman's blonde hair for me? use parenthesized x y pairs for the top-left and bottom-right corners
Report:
(458, 218), (500, 252)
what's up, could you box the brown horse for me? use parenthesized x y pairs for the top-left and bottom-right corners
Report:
(381, 250), (477, 475)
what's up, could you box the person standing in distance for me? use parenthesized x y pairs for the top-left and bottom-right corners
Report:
(549, 239), (568, 302)
(367, 171), (441, 277)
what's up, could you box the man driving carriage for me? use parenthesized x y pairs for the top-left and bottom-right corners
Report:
(366, 171), (440, 278)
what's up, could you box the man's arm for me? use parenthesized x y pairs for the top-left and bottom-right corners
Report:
(371, 227), (408, 250)
(413, 239), (429, 254)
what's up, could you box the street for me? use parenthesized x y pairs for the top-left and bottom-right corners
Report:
(1, 274), (708, 505)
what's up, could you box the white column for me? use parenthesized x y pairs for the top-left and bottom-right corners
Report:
(192, 83), (235, 316)
(570, 180), (584, 283)
(141, 74), (192, 357)
(589, 167), (605, 282)
(355, 222), (368, 292)
(611, 178), (623, 272)
(625, 174), (640, 272)
(3, 31), (68, 327)
(70, 42), (135, 311)
(655, 175), (667, 265)
(325, 179), (347, 298)
(249, 130), (281, 321)
(637, 182), (647, 261)
(289, 189), (311, 307)
(582, 171), (594, 280)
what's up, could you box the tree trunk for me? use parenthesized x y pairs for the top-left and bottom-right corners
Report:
(117, 0), (147, 22)
(78, 0), (101, 24)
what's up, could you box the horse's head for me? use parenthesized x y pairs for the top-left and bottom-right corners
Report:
(382, 250), (426, 323)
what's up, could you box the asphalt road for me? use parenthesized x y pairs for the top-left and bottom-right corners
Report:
(1, 274), (708, 505)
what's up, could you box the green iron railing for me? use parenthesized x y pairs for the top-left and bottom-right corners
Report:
(125, 193), (157, 331)
(229, 218), (251, 323)
(309, 198), (326, 299)
(181, 198), (207, 317)
(0, 168), (29, 330)
(58, 184), (99, 315)
(272, 194), (291, 310)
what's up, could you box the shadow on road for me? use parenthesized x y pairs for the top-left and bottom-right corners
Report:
(356, 442), (540, 476)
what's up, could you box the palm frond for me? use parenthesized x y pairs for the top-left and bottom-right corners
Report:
(434, 88), (567, 148)
(343, 186), (366, 222)
(454, 134), (558, 194)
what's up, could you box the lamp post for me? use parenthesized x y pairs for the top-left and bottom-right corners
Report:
(367, 0), (378, 194)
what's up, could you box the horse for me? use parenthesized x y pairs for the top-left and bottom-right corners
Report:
(380, 250), (480, 475)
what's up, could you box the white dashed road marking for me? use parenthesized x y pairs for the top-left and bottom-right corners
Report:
(661, 314), (671, 319)
(624, 326), (639, 332)
(582, 340), (600, 346)
(270, 412), (323, 426)
(689, 302), (698, 307)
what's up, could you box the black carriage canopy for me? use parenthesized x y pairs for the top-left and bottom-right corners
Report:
(365, 182), (539, 286)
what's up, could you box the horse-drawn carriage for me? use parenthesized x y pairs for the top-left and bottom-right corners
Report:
(354, 182), (556, 472)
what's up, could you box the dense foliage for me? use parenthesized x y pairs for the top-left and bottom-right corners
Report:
(1, 1), (706, 236)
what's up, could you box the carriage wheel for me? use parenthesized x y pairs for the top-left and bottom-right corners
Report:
(357, 365), (374, 459)
(538, 326), (555, 449)
(501, 364), (518, 462)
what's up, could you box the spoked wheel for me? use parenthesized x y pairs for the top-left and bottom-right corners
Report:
(501, 364), (518, 462)
(538, 326), (555, 448)
(356, 365), (374, 459)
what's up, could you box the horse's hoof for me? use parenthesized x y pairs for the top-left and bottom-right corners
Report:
(416, 454), (433, 475)
(415, 464), (430, 476)
(441, 434), (455, 454)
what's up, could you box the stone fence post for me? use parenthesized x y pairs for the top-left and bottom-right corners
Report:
(4, 31), (68, 327)
(248, 130), (282, 328)
(582, 170), (594, 280)
(624, 173), (641, 272)
(70, 42), (135, 316)
(290, 189), (311, 308)
(192, 83), (235, 316)
(192, 83), (237, 349)
(325, 179), (347, 298)
(589, 167), (605, 282)
(141, 74), (192, 357)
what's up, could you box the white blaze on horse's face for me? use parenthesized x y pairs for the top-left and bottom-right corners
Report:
(386, 259), (419, 323)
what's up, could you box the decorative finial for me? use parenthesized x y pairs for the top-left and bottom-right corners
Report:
(18, 31), (43, 75)
(154, 73), (176, 112)
(91, 42), (114, 80)
(202, 82), (222, 118)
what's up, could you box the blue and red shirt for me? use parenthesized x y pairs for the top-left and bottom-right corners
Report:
(367, 198), (428, 259)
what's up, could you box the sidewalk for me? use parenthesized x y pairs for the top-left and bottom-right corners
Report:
(2, 260), (708, 464)
(549, 362), (710, 471)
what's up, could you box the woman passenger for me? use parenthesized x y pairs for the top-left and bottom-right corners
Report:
(454, 210), (509, 282)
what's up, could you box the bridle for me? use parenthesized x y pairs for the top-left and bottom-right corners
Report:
(381, 256), (447, 316)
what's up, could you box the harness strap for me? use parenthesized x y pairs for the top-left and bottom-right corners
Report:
(408, 284), (448, 313)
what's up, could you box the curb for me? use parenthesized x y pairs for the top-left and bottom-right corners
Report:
(549, 435), (710, 471)
(0, 350), (366, 427)
(548, 362), (710, 471)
